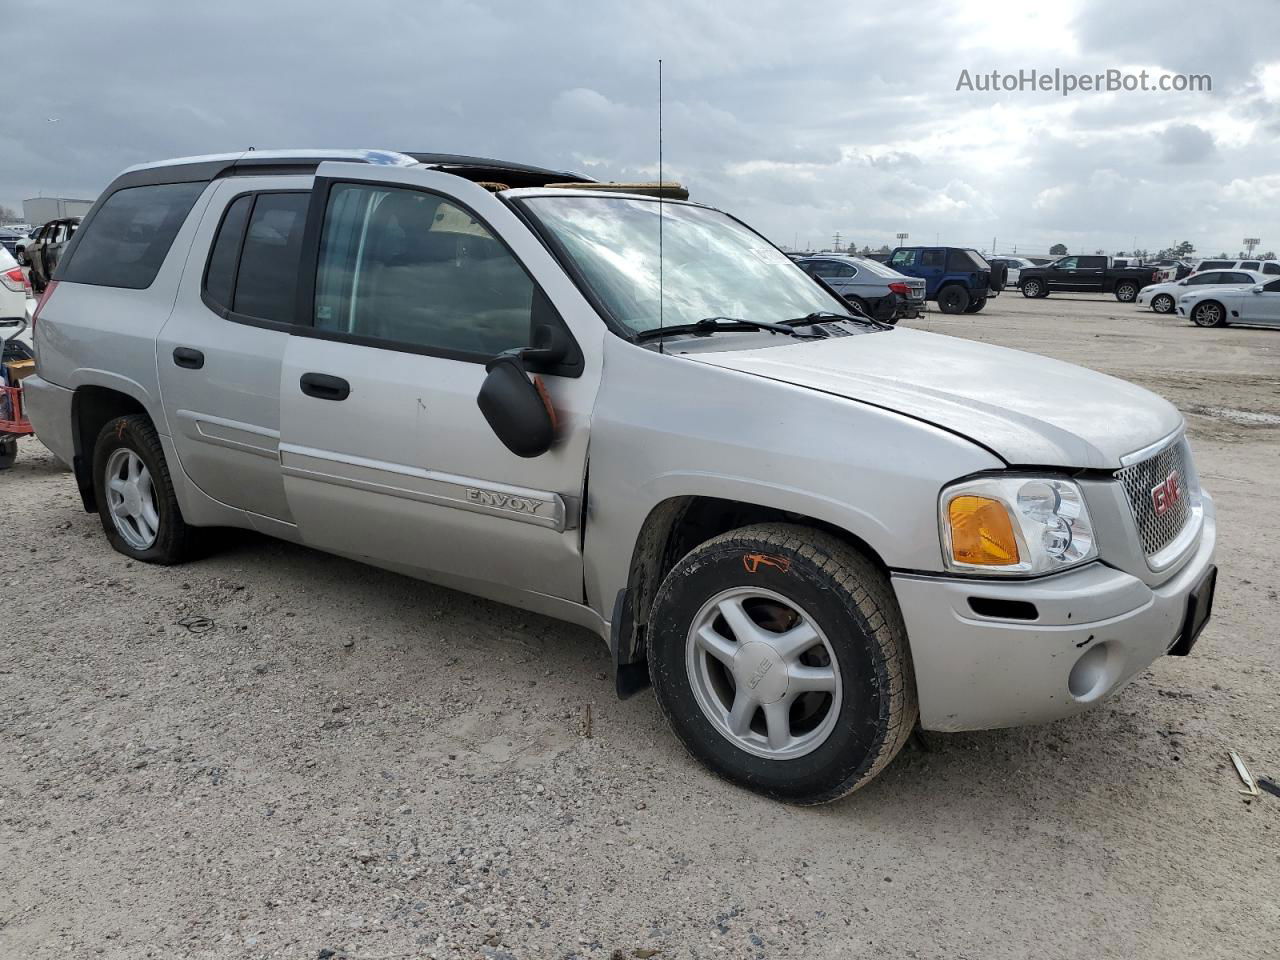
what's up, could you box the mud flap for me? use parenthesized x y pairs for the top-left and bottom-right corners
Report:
(610, 588), (651, 699)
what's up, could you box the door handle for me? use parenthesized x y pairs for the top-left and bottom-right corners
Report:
(299, 372), (350, 401)
(173, 347), (205, 369)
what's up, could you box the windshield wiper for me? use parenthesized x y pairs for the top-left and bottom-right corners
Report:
(784, 309), (892, 330)
(634, 316), (824, 343)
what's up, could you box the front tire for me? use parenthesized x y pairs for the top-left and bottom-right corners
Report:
(1151, 293), (1175, 314)
(647, 523), (917, 805)
(1191, 300), (1227, 328)
(92, 414), (196, 563)
(963, 297), (987, 313)
(937, 285), (970, 314)
(1115, 281), (1139, 303)
(1021, 278), (1046, 298)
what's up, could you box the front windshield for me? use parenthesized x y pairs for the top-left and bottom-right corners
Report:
(519, 195), (849, 335)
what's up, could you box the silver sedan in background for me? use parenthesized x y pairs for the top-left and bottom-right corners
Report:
(796, 255), (926, 322)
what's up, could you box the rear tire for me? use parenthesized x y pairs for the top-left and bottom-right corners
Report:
(963, 298), (987, 313)
(1151, 294), (1175, 314)
(937, 285), (970, 314)
(1021, 278), (1046, 298)
(92, 414), (196, 564)
(1115, 281), (1139, 303)
(1191, 300), (1227, 328)
(647, 523), (917, 805)
(846, 296), (871, 319)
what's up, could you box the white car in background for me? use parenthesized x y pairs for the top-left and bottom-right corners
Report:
(991, 257), (1034, 286)
(1137, 268), (1267, 314)
(0, 245), (32, 328)
(1178, 276), (1280, 328)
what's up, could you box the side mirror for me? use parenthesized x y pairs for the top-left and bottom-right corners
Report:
(1252, 285), (1265, 294)
(476, 324), (567, 458)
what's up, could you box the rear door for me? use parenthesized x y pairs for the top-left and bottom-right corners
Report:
(156, 176), (311, 527)
(277, 165), (602, 601)
(1075, 255), (1106, 291)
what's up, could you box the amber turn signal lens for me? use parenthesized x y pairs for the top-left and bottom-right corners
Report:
(948, 495), (1020, 565)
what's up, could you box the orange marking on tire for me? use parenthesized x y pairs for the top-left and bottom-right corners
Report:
(743, 553), (790, 574)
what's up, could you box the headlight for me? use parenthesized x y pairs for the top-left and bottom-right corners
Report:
(940, 476), (1098, 575)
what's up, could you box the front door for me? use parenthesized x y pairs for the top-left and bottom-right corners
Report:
(278, 167), (600, 601)
(156, 176), (311, 522)
(1243, 277), (1280, 327)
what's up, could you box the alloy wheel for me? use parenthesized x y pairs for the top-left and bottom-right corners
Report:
(685, 586), (842, 760)
(104, 448), (160, 550)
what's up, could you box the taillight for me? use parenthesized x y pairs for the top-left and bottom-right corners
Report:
(888, 281), (910, 295)
(30, 279), (57, 336)
(0, 266), (27, 294)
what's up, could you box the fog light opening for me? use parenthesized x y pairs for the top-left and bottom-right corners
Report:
(1068, 642), (1114, 701)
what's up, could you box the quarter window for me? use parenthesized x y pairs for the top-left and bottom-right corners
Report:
(1263, 262), (1280, 275)
(312, 183), (538, 357)
(58, 181), (206, 289)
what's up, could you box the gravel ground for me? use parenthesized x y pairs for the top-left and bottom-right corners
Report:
(2, 293), (1277, 959)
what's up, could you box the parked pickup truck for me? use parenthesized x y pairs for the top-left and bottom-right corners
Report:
(1018, 255), (1161, 303)
(25, 149), (1218, 804)
(887, 246), (1005, 314)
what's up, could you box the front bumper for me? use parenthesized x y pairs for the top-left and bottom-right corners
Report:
(891, 499), (1217, 732)
(21, 374), (75, 466)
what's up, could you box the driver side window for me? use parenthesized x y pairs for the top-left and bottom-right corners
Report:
(313, 183), (539, 358)
(1056, 257), (1078, 269)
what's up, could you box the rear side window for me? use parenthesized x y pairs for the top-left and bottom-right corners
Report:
(922, 250), (945, 268)
(203, 192), (309, 324)
(1240, 261), (1260, 270)
(1225, 272), (1254, 283)
(1199, 260), (1231, 270)
(59, 182), (205, 289)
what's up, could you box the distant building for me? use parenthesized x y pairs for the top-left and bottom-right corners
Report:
(23, 196), (95, 226)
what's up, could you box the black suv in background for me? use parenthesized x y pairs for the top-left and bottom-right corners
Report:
(1017, 255), (1161, 303)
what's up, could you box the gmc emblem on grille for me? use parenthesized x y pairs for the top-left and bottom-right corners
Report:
(1151, 470), (1183, 517)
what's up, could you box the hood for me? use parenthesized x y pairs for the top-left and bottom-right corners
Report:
(691, 328), (1182, 469)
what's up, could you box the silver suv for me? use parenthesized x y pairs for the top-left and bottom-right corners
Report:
(24, 149), (1218, 803)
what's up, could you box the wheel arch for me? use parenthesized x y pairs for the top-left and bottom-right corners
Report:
(610, 493), (892, 688)
(69, 383), (156, 511)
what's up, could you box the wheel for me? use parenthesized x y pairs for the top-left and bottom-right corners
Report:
(1191, 300), (1227, 328)
(846, 296), (871, 319)
(936, 285), (970, 314)
(963, 298), (987, 314)
(92, 414), (195, 563)
(647, 523), (917, 805)
(987, 264), (1008, 292)
(1115, 281), (1138, 303)
(15, 247), (26, 266)
(0, 439), (16, 470)
(1151, 294), (1175, 314)
(1021, 278), (1045, 298)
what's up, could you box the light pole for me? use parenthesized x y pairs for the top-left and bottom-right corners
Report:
(896, 232), (909, 249)
(1244, 237), (1261, 256)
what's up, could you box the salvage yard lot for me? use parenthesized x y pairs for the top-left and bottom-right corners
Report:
(2, 294), (1277, 959)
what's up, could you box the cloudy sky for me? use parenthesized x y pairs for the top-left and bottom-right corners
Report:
(4, 0), (1277, 257)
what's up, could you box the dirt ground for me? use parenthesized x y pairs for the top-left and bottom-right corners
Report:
(2, 293), (1277, 959)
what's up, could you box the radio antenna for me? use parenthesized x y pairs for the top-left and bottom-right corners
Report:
(657, 58), (665, 354)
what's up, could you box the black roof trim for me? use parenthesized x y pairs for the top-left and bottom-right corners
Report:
(406, 153), (594, 185)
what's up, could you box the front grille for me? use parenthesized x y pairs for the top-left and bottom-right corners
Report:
(1116, 437), (1194, 557)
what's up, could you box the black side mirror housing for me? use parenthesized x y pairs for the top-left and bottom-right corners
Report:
(477, 330), (563, 458)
